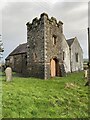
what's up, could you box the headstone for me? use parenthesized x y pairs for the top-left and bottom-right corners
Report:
(84, 69), (88, 78)
(5, 67), (12, 82)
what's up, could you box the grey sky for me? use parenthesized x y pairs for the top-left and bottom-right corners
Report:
(1, 0), (89, 60)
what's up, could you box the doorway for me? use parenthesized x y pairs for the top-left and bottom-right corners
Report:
(50, 58), (59, 77)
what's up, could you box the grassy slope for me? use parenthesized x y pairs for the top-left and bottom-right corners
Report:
(1, 72), (89, 118)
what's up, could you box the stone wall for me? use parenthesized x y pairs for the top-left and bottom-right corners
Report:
(6, 53), (27, 74)
(26, 13), (46, 79)
(26, 13), (69, 79)
(44, 16), (62, 78)
(61, 35), (70, 73)
(44, 14), (70, 78)
(70, 37), (83, 72)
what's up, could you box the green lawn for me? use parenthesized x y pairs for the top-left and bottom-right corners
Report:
(1, 72), (89, 118)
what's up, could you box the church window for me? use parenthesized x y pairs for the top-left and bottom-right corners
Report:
(63, 51), (65, 60)
(53, 35), (57, 45)
(75, 53), (78, 62)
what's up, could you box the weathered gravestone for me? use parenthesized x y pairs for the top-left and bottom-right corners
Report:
(84, 69), (88, 78)
(5, 67), (12, 82)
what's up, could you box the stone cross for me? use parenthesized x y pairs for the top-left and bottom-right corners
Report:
(5, 67), (12, 82)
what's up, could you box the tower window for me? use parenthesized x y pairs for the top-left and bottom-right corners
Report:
(53, 35), (57, 45)
(63, 51), (65, 60)
(75, 53), (78, 62)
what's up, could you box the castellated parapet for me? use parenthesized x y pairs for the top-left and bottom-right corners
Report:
(26, 13), (63, 33)
(26, 13), (67, 79)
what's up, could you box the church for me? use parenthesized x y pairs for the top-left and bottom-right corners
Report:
(5, 13), (83, 79)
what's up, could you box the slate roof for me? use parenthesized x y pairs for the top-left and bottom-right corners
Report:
(5, 43), (27, 60)
(66, 38), (75, 47)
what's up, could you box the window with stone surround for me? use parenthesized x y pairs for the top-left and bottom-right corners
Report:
(75, 53), (78, 62)
(53, 35), (57, 45)
(63, 51), (65, 60)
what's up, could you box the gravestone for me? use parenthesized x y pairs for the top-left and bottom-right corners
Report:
(5, 67), (12, 82)
(84, 69), (88, 78)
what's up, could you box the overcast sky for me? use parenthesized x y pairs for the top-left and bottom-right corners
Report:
(0, 0), (89, 61)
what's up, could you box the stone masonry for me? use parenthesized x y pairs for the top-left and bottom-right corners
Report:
(26, 13), (70, 79)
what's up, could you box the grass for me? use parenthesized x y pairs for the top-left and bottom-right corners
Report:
(1, 71), (89, 118)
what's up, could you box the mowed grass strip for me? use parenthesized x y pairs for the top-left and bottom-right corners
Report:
(2, 72), (88, 118)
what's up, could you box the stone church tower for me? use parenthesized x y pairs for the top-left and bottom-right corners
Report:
(26, 13), (70, 79)
(5, 13), (83, 78)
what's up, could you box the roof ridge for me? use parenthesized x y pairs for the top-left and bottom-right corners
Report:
(5, 43), (27, 59)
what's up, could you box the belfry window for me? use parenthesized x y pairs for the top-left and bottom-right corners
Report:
(53, 35), (57, 45)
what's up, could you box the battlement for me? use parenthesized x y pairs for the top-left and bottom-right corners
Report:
(26, 13), (63, 30)
(40, 12), (48, 18)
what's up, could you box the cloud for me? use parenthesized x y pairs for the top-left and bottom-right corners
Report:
(2, 1), (88, 60)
